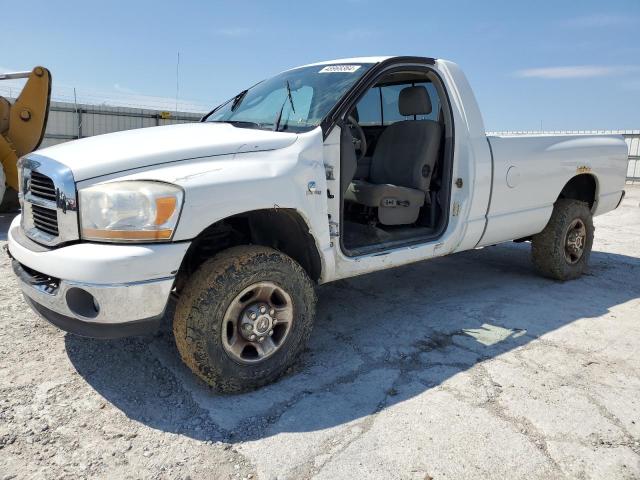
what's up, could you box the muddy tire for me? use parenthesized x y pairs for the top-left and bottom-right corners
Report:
(531, 199), (594, 281)
(173, 245), (316, 393)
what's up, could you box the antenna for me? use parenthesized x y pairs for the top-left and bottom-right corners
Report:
(175, 51), (180, 116)
(73, 87), (81, 139)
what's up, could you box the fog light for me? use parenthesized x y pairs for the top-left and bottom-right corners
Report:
(65, 287), (100, 319)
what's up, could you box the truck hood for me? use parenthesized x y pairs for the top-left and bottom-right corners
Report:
(35, 122), (298, 181)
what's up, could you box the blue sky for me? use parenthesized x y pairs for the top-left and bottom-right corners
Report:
(1, 0), (639, 131)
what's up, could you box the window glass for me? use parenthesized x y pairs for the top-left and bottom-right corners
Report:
(380, 84), (406, 125)
(381, 82), (440, 125)
(354, 88), (382, 126)
(238, 85), (313, 126)
(205, 64), (373, 132)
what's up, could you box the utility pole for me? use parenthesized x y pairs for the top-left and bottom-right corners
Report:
(175, 52), (180, 117)
(73, 88), (82, 139)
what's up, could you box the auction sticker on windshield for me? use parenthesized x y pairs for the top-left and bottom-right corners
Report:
(319, 65), (362, 73)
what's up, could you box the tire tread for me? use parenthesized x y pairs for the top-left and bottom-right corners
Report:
(173, 245), (316, 393)
(531, 199), (594, 281)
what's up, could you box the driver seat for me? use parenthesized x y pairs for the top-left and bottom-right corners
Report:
(345, 86), (442, 225)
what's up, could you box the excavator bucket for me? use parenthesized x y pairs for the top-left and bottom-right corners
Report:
(0, 66), (51, 207)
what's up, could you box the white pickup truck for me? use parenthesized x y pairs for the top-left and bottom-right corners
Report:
(7, 56), (628, 392)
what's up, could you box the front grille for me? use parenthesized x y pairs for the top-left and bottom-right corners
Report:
(27, 170), (60, 238)
(31, 204), (59, 236)
(20, 156), (78, 246)
(19, 262), (60, 293)
(29, 171), (57, 201)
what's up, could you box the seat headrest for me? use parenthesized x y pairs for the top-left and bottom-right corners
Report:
(398, 86), (432, 116)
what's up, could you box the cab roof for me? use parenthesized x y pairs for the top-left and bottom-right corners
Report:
(299, 56), (393, 68)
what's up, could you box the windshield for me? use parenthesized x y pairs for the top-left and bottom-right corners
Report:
(204, 64), (373, 132)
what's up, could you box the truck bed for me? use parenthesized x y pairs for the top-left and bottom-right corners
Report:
(478, 133), (628, 247)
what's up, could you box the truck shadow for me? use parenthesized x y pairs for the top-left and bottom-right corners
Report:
(0, 214), (17, 241)
(65, 241), (640, 443)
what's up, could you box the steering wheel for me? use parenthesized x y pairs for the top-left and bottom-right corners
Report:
(347, 115), (367, 162)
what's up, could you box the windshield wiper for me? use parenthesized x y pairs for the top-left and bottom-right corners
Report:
(208, 120), (264, 129)
(273, 80), (296, 132)
(285, 80), (296, 115)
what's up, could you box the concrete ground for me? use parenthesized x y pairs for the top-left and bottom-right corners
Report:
(1, 188), (639, 480)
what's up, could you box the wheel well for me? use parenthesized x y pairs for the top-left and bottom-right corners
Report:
(176, 209), (322, 289)
(558, 174), (597, 209)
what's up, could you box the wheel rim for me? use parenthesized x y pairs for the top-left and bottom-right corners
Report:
(221, 281), (294, 364)
(564, 218), (587, 264)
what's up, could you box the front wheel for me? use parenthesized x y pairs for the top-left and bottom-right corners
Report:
(531, 199), (594, 281)
(173, 245), (317, 393)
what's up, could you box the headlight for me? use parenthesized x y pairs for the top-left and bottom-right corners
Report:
(79, 181), (184, 242)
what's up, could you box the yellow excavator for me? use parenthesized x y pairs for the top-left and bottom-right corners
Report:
(0, 66), (51, 211)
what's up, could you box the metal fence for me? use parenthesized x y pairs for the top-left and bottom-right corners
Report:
(624, 133), (640, 184)
(628, 159), (640, 185)
(39, 100), (204, 149)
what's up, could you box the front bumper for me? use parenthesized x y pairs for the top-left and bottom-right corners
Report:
(22, 294), (165, 339)
(12, 258), (174, 337)
(7, 215), (190, 338)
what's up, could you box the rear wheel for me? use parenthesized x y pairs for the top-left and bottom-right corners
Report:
(173, 245), (316, 393)
(531, 199), (594, 281)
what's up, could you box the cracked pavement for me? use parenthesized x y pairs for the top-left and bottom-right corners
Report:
(1, 187), (639, 479)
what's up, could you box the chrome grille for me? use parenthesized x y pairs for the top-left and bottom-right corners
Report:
(27, 170), (61, 237)
(29, 171), (57, 201)
(19, 155), (79, 247)
(31, 204), (59, 236)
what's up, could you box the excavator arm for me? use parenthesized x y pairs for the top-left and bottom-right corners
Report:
(0, 66), (51, 202)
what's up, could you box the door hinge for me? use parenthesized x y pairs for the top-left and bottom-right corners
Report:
(452, 202), (461, 216)
(325, 165), (335, 180)
(455, 178), (464, 188)
(329, 221), (340, 237)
